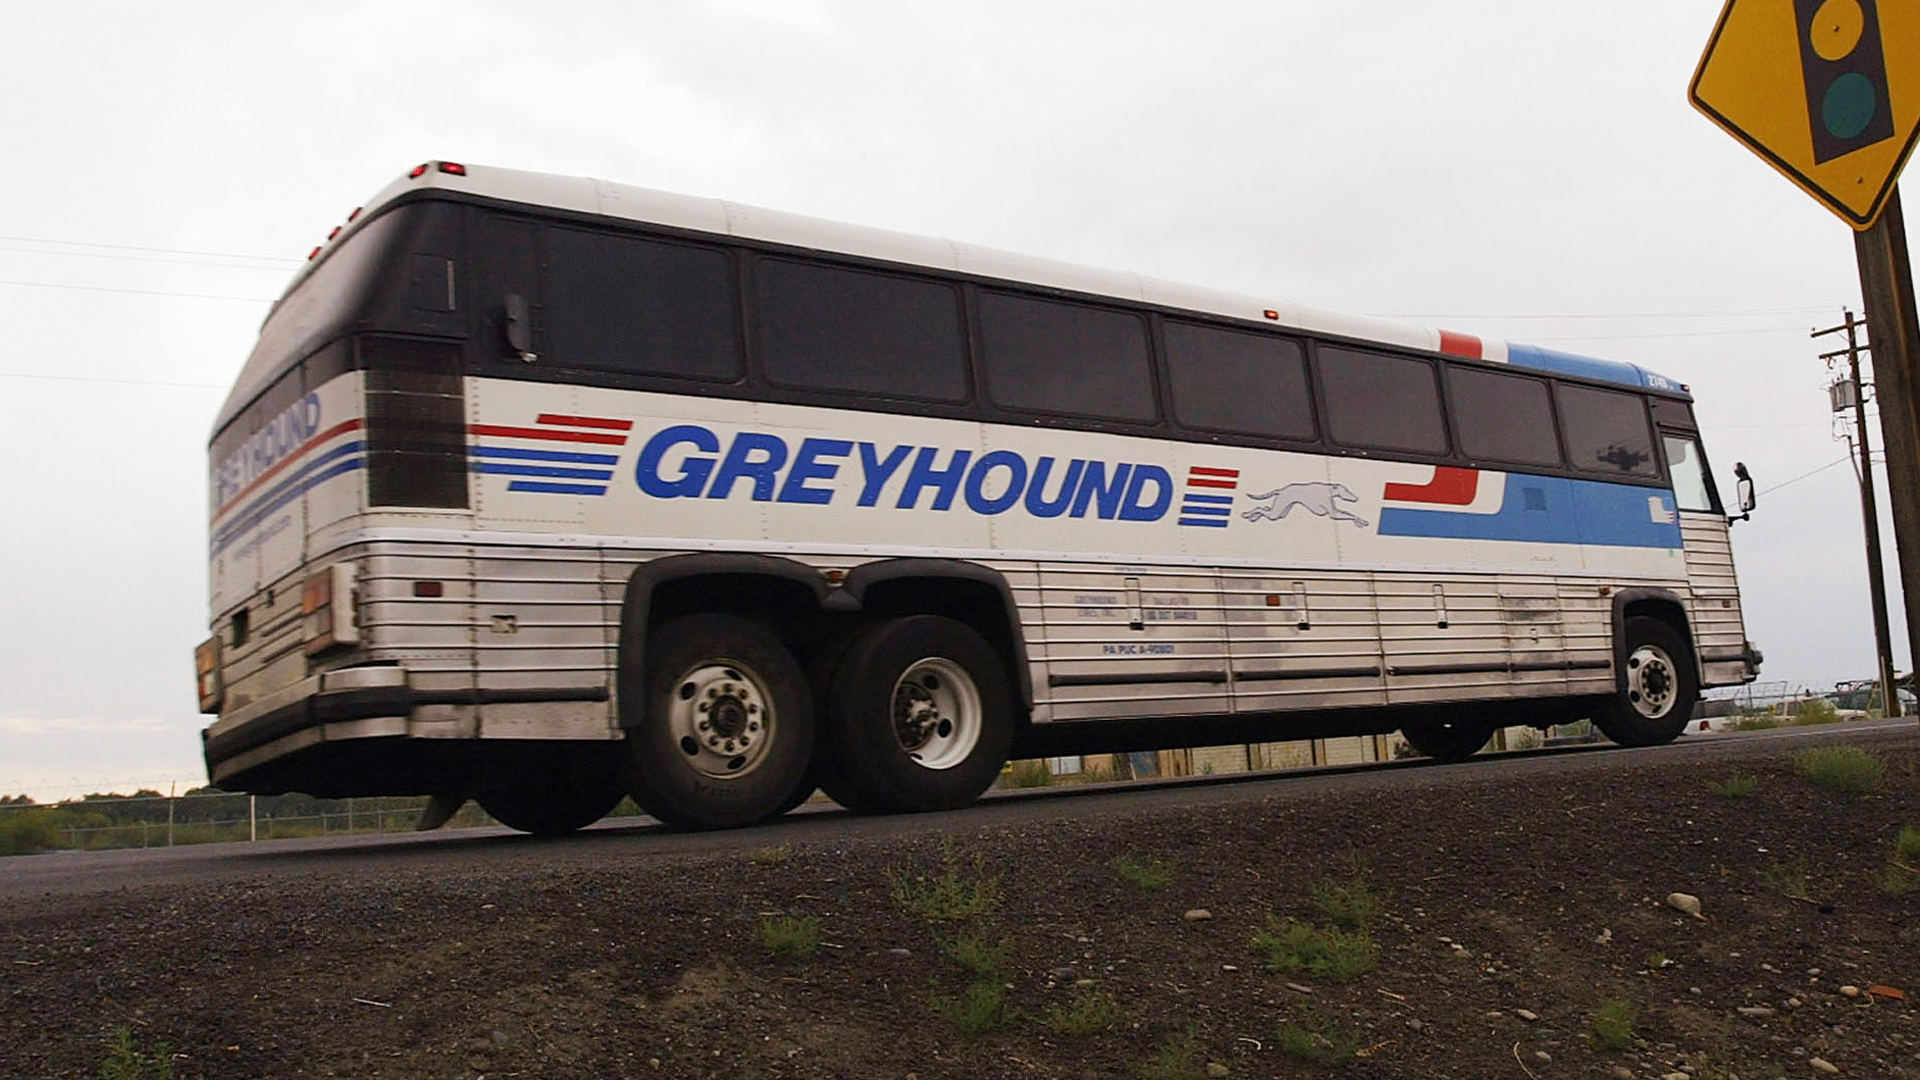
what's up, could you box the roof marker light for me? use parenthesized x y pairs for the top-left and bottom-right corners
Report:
(1262, 310), (1280, 320)
(307, 246), (322, 260)
(437, 161), (467, 176)
(327, 226), (342, 241)
(347, 206), (362, 221)
(409, 163), (430, 178)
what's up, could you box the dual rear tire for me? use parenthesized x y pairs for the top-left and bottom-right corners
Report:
(623, 613), (1014, 829)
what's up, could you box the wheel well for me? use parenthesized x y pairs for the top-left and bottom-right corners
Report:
(1618, 595), (1698, 683)
(648, 573), (822, 643)
(856, 576), (1031, 711)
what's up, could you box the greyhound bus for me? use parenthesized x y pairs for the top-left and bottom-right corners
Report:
(196, 161), (1762, 833)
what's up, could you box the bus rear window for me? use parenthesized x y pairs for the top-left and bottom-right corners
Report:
(546, 228), (743, 381)
(979, 291), (1156, 422)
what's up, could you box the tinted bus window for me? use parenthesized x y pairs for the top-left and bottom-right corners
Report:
(1558, 384), (1658, 476)
(979, 291), (1156, 422)
(1318, 346), (1448, 454)
(546, 228), (742, 381)
(1651, 397), (1697, 430)
(1164, 321), (1314, 440)
(1448, 366), (1561, 466)
(756, 259), (968, 401)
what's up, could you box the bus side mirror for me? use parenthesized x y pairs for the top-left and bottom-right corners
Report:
(504, 293), (538, 363)
(1732, 462), (1755, 522)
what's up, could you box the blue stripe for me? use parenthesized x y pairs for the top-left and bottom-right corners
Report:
(472, 462), (616, 481)
(215, 441), (365, 538)
(1378, 473), (1681, 548)
(212, 458), (365, 554)
(1177, 503), (1231, 517)
(470, 445), (620, 466)
(507, 481), (610, 495)
(1178, 518), (1229, 528)
(1180, 493), (1234, 505)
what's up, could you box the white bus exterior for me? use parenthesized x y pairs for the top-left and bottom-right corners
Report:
(196, 162), (1761, 832)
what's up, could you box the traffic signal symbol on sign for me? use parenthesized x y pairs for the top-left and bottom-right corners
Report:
(1796, 0), (1895, 163)
(1691, 0), (1920, 229)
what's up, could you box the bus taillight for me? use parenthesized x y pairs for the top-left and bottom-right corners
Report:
(194, 637), (222, 713)
(301, 563), (361, 656)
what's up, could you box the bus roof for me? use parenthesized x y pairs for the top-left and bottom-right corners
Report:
(288, 161), (1691, 400)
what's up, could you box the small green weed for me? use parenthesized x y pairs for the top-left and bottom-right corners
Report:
(1136, 1029), (1208, 1080)
(759, 915), (821, 959)
(1731, 714), (1782, 731)
(1793, 745), (1886, 794)
(1762, 856), (1823, 904)
(1789, 697), (1842, 725)
(1883, 824), (1920, 895)
(888, 844), (1002, 923)
(1586, 998), (1639, 1051)
(99, 1028), (173, 1080)
(1114, 854), (1176, 889)
(1275, 1014), (1363, 1064)
(932, 979), (1011, 1034)
(1251, 916), (1377, 981)
(747, 843), (792, 866)
(1705, 772), (1759, 798)
(941, 931), (1011, 977)
(1041, 987), (1125, 1036)
(1310, 857), (1384, 930)
(1645, 951), (1671, 970)
(1002, 760), (1055, 788)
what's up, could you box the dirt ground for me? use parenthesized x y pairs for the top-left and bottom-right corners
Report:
(4, 730), (1918, 1080)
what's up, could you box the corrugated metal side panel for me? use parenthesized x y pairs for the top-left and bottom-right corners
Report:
(1680, 513), (1748, 670)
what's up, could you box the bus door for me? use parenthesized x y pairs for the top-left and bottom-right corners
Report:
(1660, 427), (1749, 685)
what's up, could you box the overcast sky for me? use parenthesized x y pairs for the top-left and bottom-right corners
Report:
(0, 1), (1904, 799)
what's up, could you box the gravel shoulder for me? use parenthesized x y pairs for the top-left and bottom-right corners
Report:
(4, 726), (1917, 1079)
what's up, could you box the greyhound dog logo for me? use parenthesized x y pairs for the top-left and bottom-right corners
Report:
(1242, 482), (1370, 528)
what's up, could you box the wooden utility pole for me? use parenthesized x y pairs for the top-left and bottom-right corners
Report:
(1854, 189), (1920, 717)
(1815, 310), (1902, 717)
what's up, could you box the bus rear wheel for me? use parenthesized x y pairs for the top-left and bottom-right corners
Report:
(822, 616), (1013, 814)
(623, 614), (815, 830)
(1593, 616), (1698, 747)
(477, 746), (623, 837)
(1400, 719), (1497, 763)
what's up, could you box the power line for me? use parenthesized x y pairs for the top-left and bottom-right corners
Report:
(0, 233), (295, 264)
(1530, 325), (1812, 343)
(1369, 305), (1842, 321)
(0, 243), (296, 271)
(1759, 455), (1853, 496)
(0, 279), (273, 303)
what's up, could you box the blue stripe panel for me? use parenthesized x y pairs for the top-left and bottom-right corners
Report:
(1178, 503), (1232, 517)
(212, 458), (365, 554)
(508, 480), (610, 495)
(1377, 474), (1680, 548)
(217, 441), (366, 538)
(472, 462), (616, 481)
(1178, 518), (1229, 528)
(1506, 344), (1688, 397)
(471, 445), (620, 466)
(1181, 493), (1235, 505)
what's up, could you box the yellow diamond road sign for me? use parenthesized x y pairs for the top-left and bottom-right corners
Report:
(1691, 0), (1920, 229)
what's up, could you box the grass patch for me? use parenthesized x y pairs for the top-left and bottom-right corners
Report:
(758, 915), (821, 959)
(1251, 916), (1377, 981)
(1793, 745), (1886, 794)
(1114, 854), (1176, 889)
(1585, 998), (1639, 1051)
(1136, 1029), (1208, 1080)
(1705, 772), (1759, 798)
(1275, 1014), (1363, 1064)
(1884, 825), (1920, 895)
(932, 979), (1011, 1034)
(1789, 697), (1842, 725)
(0, 810), (65, 856)
(888, 844), (1002, 923)
(99, 1027), (173, 1080)
(1762, 856), (1823, 904)
(1731, 715), (1782, 731)
(1002, 760), (1054, 788)
(746, 843), (792, 866)
(1041, 987), (1125, 1036)
(1310, 857), (1384, 930)
(941, 931), (1011, 978)
(1645, 951), (1671, 970)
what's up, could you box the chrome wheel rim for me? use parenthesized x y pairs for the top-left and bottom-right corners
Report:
(1626, 644), (1677, 719)
(890, 657), (981, 770)
(668, 660), (775, 779)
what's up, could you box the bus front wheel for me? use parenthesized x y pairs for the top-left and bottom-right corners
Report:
(1399, 719), (1497, 763)
(1593, 616), (1698, 747)
(477, 746), (623, 837)
(623, 613), (815, 829)
(823, 616), (1014, 814)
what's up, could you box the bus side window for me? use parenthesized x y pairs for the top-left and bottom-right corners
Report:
(978, 291), (1157, 423)
(1557, 384), (1659, 477)
(1164, 320), (1314, 440)
(1663, 434), (1716, 512)
(1317, 346), (1448, 455)
(755, 258), (968, 402)
(1447, 365), (1561, 467)
(546, 228), (742, 382)
(477, 216), (542, 363)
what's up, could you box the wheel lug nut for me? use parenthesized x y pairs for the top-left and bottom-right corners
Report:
(708, 735), (721, 746)
(748, 704), (759, 714)
(698, 720), (709, 731)
(748, 721), (759, 732)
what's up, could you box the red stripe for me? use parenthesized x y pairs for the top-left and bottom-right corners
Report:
(469, 423), (627, 445)
(214, 418), (364, 519)
(1189, 466), (1240, 478)
(536, 413), (634, 431)
(1438, 330), (1483, 360)
(1383, 466), (1479, 505)
(1188, 478), (1238, 489)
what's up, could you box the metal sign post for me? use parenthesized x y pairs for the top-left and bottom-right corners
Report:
(1854, 192), (1920, 702)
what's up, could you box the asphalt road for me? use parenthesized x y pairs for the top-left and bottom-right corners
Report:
(4, 718), (1914, 904)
